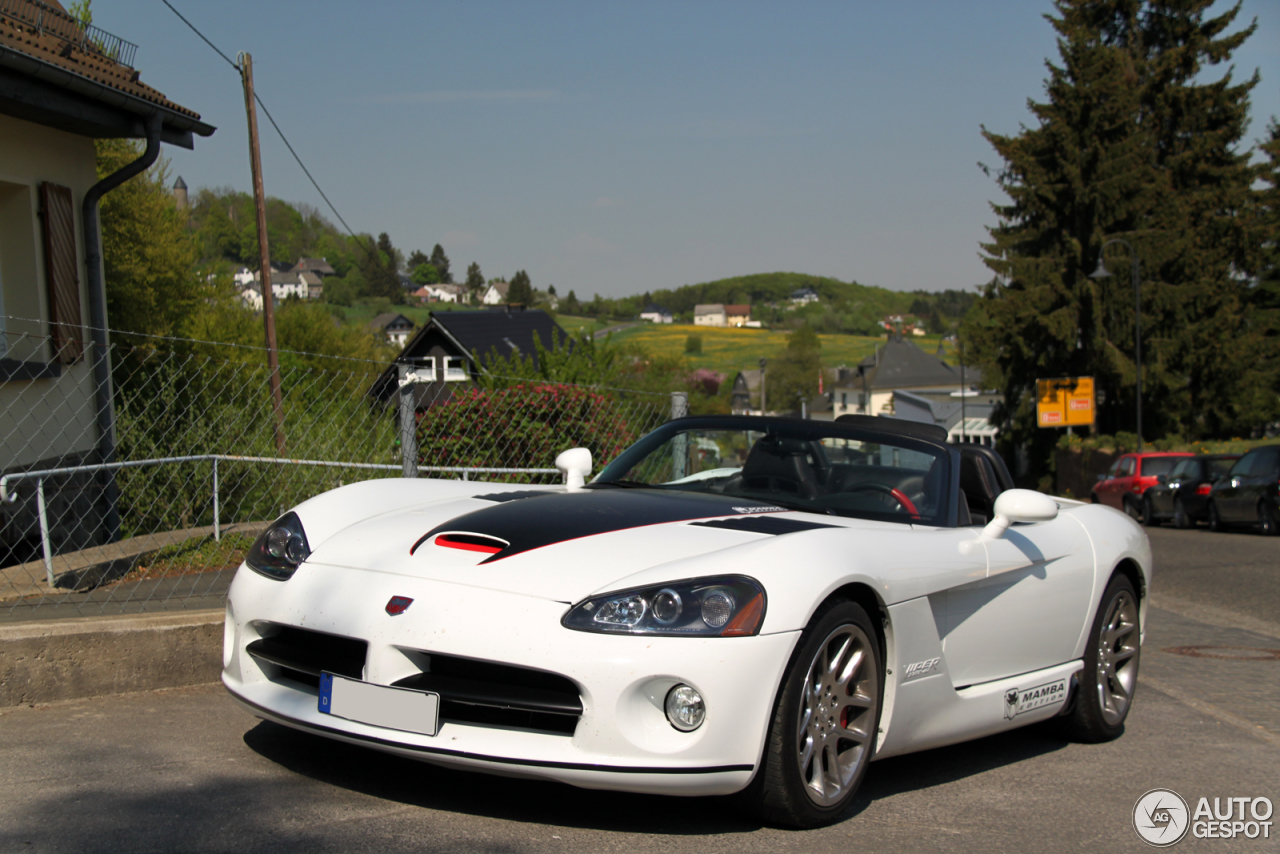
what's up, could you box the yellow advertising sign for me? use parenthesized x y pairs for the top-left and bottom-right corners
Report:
(1037, 377), (1095, 427)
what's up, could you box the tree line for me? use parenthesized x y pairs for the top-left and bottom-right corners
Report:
(965, 0), (1279, 479)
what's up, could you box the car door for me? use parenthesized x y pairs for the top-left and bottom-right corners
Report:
(1218, 452), (1258, 522)
(1239, 447), (1280, 522)
(1158, 459), (1195, 516)
(940, 514), (1095, 686)
(1097, 457), (1124, 508)
(1103, 456), (1135, 510)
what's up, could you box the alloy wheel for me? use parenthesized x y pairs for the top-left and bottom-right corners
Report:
(1095, 589), (1140, 727)
(796, 624), (878, 807)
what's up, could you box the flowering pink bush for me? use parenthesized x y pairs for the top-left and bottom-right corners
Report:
(686, 368), (725, 396)
(417, 384), (642, 482)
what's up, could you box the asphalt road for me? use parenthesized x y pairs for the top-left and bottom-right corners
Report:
(2, 525), (1277, 854)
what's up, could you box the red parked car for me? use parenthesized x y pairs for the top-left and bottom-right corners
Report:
(1092, 452), (1193, 520)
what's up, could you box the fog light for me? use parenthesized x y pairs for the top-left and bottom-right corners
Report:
(665, 683), (705, 732)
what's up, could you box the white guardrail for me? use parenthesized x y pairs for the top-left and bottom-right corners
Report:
(0, 455), (562, 588)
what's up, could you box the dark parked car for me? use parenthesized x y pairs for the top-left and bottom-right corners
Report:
(1206, 445), (1280, 535)
(1143, 455), (1239, 528)
(1092, 452), (1192, 520)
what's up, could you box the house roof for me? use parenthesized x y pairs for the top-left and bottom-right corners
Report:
(487, 281), (510, 297)
(369, 309), (569, 402)
(0, 0), (215, 148)
(694, 303), (724, 316)
(294, 257), (335, 276)
(849, 337), (962, 391)
(725, 304), (751, 316)
(642, 304), (670, 314)
(369, 312), (415, 331)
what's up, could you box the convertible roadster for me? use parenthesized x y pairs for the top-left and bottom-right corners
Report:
(223, 415), (1149, 827)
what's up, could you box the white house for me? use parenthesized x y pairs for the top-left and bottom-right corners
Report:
(640, 304), (673, 323)
(790, 287), (819, 305)
(481, 281), (510, 305)
(694, 304), (727, 327)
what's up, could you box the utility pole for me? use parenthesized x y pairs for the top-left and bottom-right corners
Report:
(758, 357), (767, 415)
(239, 52), (286, 455)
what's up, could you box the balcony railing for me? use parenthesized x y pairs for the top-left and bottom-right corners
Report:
(0, 0), (138, 69)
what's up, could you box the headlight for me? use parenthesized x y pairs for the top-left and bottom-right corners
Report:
(562, 576), (766, 637)
(245, 511), (311, 581)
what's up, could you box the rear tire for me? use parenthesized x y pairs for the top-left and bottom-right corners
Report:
(1208, 501), (1224, 532)
(1124, 498), (1143, 523)
(744, 600), (883, 828)
(1063, 574), (1140, 743)
(1259, 502), (1279, 537)
(1173, 498), (1191, 529)
(1142, 496), (1158, 527)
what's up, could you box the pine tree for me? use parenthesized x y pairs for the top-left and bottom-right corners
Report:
(464, 261), (485, 298)
(429, 244), (452, 283)
(360, 232), (404, 303)
(966, 0), (1265, 477)
(508, 270), (533, 305)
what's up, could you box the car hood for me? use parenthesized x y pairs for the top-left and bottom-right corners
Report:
(304, 487), (825, 602)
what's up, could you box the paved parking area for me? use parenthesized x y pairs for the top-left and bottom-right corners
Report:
(1, 524), (1276, 853)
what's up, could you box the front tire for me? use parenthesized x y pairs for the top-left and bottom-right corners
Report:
(746, 601), (882, 828)
(1063, 574), (1140, 743)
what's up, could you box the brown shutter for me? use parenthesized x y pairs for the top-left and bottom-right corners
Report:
(39, 182), (84, 364)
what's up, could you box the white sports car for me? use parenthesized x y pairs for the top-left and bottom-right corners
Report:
(223, 415), (1149, 827)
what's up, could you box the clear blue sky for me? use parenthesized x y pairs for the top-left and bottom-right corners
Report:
(104, 1), (1278, 299)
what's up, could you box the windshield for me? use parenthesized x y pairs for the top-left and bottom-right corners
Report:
(1208, 458), (1237, 479)
(595, 420), (950, 525)
(1140, 457), (1182, 477)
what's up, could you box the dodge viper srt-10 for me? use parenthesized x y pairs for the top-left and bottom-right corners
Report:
(223, 414), (1148, 827)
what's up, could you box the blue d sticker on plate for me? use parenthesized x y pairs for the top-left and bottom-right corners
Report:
(318, 672), (334, 714)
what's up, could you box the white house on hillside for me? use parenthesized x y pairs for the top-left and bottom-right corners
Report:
(640, 304), (673, 323)
(694, 304), (727, 326)
(481, 281), (510, 305)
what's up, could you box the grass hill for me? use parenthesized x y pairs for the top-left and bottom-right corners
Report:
(597, 272), (975, 336)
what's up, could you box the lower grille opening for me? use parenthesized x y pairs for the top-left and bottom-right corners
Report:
(248, 625), (367, 690)
(393, 653), (581, 736)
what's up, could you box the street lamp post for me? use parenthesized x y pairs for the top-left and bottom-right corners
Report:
(1090, 239), (1142, 451)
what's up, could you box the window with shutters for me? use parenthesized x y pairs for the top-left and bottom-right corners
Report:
(39, 182), (83, 365)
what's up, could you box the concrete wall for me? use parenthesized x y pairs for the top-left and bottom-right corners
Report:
(0, 610), (224, 707)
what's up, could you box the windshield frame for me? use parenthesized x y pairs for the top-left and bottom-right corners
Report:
(595, 415), (960, 527)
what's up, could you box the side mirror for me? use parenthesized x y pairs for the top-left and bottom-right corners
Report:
(982, 489), (1059, 540)
(555, 447), (593, 492)
(1156, 474), (1167, 484)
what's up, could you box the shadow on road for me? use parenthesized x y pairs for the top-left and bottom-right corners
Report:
(241, 716), (1071, 833)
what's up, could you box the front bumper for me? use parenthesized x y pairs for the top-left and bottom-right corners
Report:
(223, 562), (799, 796)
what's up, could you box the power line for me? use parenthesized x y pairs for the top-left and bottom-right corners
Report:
(159, 0), (374, 256)
(158, 0), (236, 71)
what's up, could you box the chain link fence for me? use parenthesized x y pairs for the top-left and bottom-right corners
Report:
(0, 324), (673, 621)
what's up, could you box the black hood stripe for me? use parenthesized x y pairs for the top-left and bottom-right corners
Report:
(416, 489), (785, 563)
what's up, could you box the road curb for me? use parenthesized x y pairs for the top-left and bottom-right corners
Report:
(0, 609), (224, 707)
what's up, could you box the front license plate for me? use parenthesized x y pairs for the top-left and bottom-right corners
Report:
(318, 672), (440, 737)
